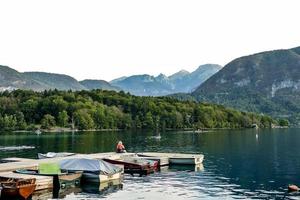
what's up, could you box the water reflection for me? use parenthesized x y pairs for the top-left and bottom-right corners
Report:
(81, 179), (123, 194)
(168, 164), (204, 172)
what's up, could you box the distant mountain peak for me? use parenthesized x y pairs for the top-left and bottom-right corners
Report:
(110, 64), (221, 96)
(156, 73), (168, 79)
(194, 64), (222, 71)
(169, 70), (190, 80)
(80, 79), (120, 91)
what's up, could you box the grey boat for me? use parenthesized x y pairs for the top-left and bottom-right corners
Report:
(59, 158), (123, 184)
(38, 152), (76, 159)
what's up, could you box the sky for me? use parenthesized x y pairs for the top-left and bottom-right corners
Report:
(0, 0), (300, 81)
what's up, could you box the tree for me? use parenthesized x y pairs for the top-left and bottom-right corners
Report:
(0, 114), (17, 131)
(21, 99), (39, 123)
(74, 109), (95, 130)
(15, 112), (27, 130)
(41, 114), (56, 129)
(144, 112), (154, 129)
(58, 110), (69, 127)
(278, 119), (289, 127)
(93, 105), (107, 129)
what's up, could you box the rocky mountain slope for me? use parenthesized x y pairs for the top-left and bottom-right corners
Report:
(192, 47), (300, 124)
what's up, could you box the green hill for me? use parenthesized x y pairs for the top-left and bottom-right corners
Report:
(192, 47), (300, 124)
(23, 72), (86, 90)
(80, 79), (120, 91)
(0, 89), (275, 131)
(0, 65), (43, 91)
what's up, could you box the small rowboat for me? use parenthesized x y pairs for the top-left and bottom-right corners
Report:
(38, 152), (76, 159)
(103, 157), (156, 176)
(0, 177), (36, 200)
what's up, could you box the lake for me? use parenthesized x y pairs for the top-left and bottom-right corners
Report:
(1, 129), (300, 199)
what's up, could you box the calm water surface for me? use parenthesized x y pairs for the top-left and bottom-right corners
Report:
(1, 129), (300, 199)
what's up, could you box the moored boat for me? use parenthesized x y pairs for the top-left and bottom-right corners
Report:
(103, 157), (155, 176)
(0, 177), (36, 200)
(38, 152), (76, 159)
(15, 163), (82, 190)
(136, 156), (169, 167)
(59, 158), (123, 184)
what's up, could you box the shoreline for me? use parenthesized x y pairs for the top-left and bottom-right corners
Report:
(8, 126), (292, 134)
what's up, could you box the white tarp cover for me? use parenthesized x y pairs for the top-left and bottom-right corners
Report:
(59, 158), (122, 175)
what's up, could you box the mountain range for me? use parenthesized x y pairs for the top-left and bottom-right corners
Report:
(191, 46), (300, 124)
(0, 65), (117, 92)
(0, 64), (221, 95)
(110, 64), (222, 96)
(1, 45), (300, 123)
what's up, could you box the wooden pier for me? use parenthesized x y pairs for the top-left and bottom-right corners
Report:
(0, 152), (204, 195)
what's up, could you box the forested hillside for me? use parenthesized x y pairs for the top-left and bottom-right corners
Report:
(192, 47), (300, 124)
(0, 89), (275, 131)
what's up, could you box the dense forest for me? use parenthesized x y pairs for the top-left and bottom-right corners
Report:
(0, 89), (276, 131)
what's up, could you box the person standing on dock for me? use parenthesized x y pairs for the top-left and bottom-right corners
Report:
(116, 141), (126, 153)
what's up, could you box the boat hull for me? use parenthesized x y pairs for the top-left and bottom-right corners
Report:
(38, 152), (75, 159)
(0, 178), (36, 200)
(82, 172), (122, 184)
(103, 158), (153, 176)
(58, 171), (82, 189)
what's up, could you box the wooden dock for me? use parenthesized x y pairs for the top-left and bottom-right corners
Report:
(0, 151), (204, 195)
(0, 152), (133, 173)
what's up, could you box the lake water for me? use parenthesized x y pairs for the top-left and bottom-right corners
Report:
(1, 129), (300, 199)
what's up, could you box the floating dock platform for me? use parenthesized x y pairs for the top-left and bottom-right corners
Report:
(137, 152), (204, 165)
(0, 152), (204, 195)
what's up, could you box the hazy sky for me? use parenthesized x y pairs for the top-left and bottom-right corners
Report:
(0, 0), (299, 81)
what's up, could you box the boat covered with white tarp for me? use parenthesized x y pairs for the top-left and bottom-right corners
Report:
(59, 158), (123, 183)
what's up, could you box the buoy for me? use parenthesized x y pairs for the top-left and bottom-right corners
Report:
(288, 184), (300, 192)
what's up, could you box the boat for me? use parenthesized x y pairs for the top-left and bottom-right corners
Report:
(136, 156), (169, 167)
(130, 156), (159, 170)
(137, 152), (204, 165)
(59, 158), (123, 184)
(15, 163), (82, 190)
(288, 184), (300, 192)
(35, 129), (42, 135)
(38, 152), (76, 159)
(0, 177), (36, 200)
(103, 157), (156, 176)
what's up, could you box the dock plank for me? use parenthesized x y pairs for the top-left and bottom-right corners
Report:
(0, 152), (135, 173)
